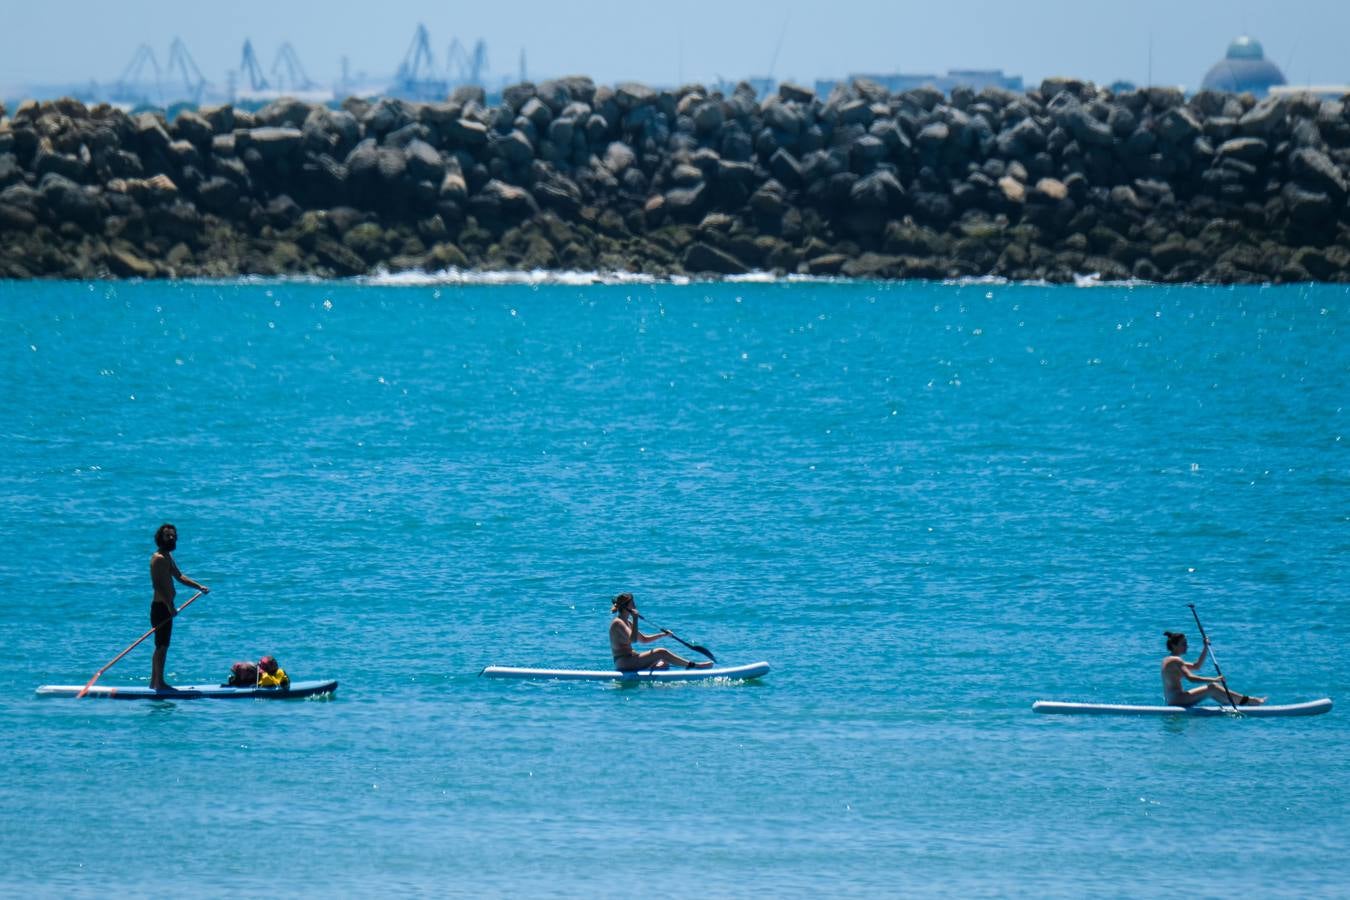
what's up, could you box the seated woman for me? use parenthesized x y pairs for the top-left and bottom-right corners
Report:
(256, 655), (290, 688)
(609, 593), (713, 672)
(1161, 631), (1264, 707)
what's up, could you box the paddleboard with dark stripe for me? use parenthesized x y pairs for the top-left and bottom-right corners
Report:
(36, 680), (339, 700)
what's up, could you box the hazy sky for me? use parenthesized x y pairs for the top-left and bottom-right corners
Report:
(2, 0), (1347, 94)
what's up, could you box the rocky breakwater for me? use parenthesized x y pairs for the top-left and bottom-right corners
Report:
(1, 77), (1350, 282)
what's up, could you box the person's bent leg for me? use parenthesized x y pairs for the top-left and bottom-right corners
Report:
(652, 648), (712, 669)
(1207, 683), (1264, 706)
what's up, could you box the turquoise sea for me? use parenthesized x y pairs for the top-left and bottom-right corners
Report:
(0, 276), (1345, 896)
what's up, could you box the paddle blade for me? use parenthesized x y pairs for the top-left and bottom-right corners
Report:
(74, 673), (101, 699)
(688, 644), (716, 663)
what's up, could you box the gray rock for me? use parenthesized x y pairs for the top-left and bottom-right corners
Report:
(1289, 147), (1348, 200)
(34, 143), (88, 182)
(534, 173), (583, 215)
(772, 147), (799, 186)
(238, 127), (303, 160)
(469, 178), (539, 220)
(684, 241), (749, 275)
(503, 82), (537, 113)
(375, 146), (407, 184)
(1065, 104), (1114, 146)
(519, 97), (552, 129)
(135, 113), (172, 154)
(450, 85), (486, 106)
(255, 97), (313, 128)
(173, 110), (214, 146)
(1281, 182), (1334, 225)
(603, 141), (636, 174)
(997, 117), (1046, 157)
(586, 113), (610, 145)
(547, 117), (575, 147)
(1238, 98), (1285, 137)
(493, 129), (535, 165)
(38, 173), (101, 228)
(664, 182), (706, 217)
(1216, 137), (1269, 163)
(1108, 105), (1137, 137)
(748, 179), (787, 217)
(445, 118), (489, 146)
(849, 169), (905, 209)
(385, 122), (432, 149)
(195, 175), (240, 213)
(439, 167), (468, 203)
(850, 134), (887, 171)
(615, 82), (657, 109)
(201, 105), (236, 133)
(0, 153), (21, 190)
(363, 98), (412, 136)
(670, 163), (703, 187)
(1145, 87), (1184, 111)
(836, 100), (872, 127)
(778, 82), (815, 104)
(1156, 107), (1202, 145)
(109, 246), (158, 278)
(404, 139), (446, 184)
(692, 102), (724, 135)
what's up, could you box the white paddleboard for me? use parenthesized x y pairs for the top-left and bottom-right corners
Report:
(1032, 698), (1332, 718)
(480, 661), (770, 682)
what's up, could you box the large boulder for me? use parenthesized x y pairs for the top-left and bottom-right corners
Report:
(404, 139), (446, 184)
(492, 129), (535, 165)
(996, 117), (1046, 157)
(1216, 137), (1269, 164)
(1238, 98), (1285, 137)
(848, 169), (905, 209)
(1289, 147), (1348, 201)
(445, 117), (489, 147)
(172, 110), (214, 146)
(615, 82), (657, 110)
(1064, 104), (1115, 147)
(603, 141), (636, 175)
(38, 173), (101, 228)
(683, 241), (749, 275)
(195, 175), (241, 213)
(1156, 107), (1202, 145)
(1281, 182), (1335, 226)
(664, 182), (706, 219)
(237, 127), (303, 161)
(469, 179), (539, 222)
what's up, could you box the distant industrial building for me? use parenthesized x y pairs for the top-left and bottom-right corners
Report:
(815, 69), (1023, 98)
(1201, 36), (1286, 96)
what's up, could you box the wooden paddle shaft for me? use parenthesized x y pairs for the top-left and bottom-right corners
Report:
(76, 591), (205, 697)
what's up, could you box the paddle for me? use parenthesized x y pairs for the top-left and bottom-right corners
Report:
(636, 612), (716, 663)
(1187, 603), (1240, 710)
(75, 591), (205, 698)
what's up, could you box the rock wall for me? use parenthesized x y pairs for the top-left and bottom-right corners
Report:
(2, 77), (1349, 281)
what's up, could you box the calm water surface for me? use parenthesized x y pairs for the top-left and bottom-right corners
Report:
(0, 278), (1345, 896)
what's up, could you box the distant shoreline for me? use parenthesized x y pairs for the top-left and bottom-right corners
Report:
(1, 77), (1348, 282)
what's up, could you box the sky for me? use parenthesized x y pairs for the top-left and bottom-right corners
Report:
(1, 0), (1348, 96)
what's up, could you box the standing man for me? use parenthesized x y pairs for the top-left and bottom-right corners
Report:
(150, 523), (209, 690)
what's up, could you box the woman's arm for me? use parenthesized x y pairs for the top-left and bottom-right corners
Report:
(1180, 664), (1223, 685)
(630, 611), (669, 643)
